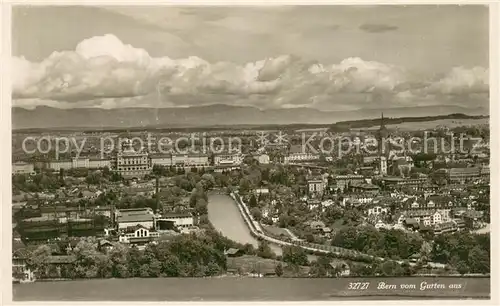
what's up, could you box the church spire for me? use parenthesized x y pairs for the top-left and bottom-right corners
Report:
(378, 112), (389, 157)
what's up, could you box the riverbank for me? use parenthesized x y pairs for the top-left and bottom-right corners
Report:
(207, 193), (282, 255)
(13, 277), (490, 301)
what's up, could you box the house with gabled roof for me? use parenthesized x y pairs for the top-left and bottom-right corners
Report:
(12, 246), (35, 283)
(118, 224), (159, 245)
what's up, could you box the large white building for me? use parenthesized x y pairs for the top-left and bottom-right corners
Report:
(214, 151), (242, 166)
(151, 153), (210, 169)
(47, 157), (111, 171)
(88, 158), (111, 169)
(284, 145), (319, 164)
(308, 178), (325, 195)
(118, 225), (160, 244)
(159, 212), (194, 228)
(151, 154), (173, 167)
(172, 154), (210, 168)
(380, 156), (388, 175)
(48, 160), (73, 171)
(116, 140), (151, 179)
(256, 154), (270, 164)
(404, 209), (451, 227)
(72, 157), (89, 168)
(12, 162), (35, 175)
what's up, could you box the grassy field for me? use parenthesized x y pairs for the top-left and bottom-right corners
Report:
(262, 225), (293, 239)
(226, 255), (280, 275)
(226, 255), (310, 277)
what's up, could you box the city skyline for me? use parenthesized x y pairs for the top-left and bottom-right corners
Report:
(9, 4), (492, 301)
(12, 5), (489, 112)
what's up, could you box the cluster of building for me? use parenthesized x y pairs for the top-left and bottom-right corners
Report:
(12, 115), (490, 268)
(113, 207), (194, 245)
(16, 201), (196, 247)
(13, 139), (252, 179)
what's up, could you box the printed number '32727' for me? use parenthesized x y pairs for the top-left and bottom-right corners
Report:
(347, 282), (370, 290)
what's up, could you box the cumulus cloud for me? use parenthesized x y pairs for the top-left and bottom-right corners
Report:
(12, 34), (489, 110)
(427, 66), (489, 95)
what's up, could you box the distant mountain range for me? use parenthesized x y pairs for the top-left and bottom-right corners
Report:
(12, 104), (489, 130)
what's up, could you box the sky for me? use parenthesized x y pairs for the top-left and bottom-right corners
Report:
(12, 5), (489, 111)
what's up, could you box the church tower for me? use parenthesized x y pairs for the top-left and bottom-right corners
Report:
(377, 113), (389, 175)
(377, 112), (389, 154)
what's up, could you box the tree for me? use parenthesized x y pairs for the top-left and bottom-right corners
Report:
(206, 262), (221, 276)
(139, 264), (150, 277)
(241, 243), (256, 255)
(27, 245), (52, 279)
(148, 259), (162, 277)
(456, 261), (470, 275)
(195, 198), (208, 215)
(278, 214), (290, 228)
(238, 179), (250, 194)
(249, 194), (258, 208)
(109, 244), (130, 278)
(275, 262), (284, 277)
(400, 260), (413, 276)
(110, 171), (123, 182)
(85, 172), (102, 185)
(377, 261), (405, 276)
(201, 173), (215, 190)
(257, 241), (275, 259)
(128, 246), (142, 277)
(71, 238), (103, 279)
(59, 168), (65, 185)
(282, 246), (308, 266)
(309, 255), (332, 277)
(250, 207), (262, 221)
(95, 254), (112, 278)
(162, 254), (181, 277)
(468, 246), (490, 274)
(420, 241), (432, 257)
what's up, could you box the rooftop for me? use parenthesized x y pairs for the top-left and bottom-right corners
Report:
(13, 161), (31, 166)
(13, 247), (32, 259)
(351, 182), (380, 190)
(310, 220), (326, 229)
(162, 212), (193, 218)
(117, 208), (155, 223)
(449, 167), (481, 175)
(404, 218), (419, 225)
(225, 248), (241, 255)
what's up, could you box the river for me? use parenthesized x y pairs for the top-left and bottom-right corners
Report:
(207, 193), (282, 256)
(13, 277), (490, 301)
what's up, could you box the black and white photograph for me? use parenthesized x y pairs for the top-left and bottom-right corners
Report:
(5, 3), (495, 302)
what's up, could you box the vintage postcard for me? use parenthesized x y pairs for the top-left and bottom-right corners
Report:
(2, 2), (497, 303)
